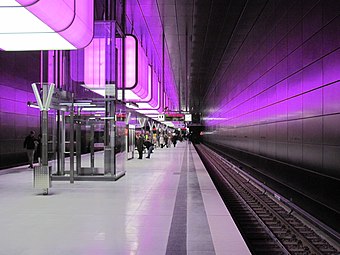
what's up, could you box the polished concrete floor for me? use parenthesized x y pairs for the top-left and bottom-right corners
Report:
(0, 142), (250, 255)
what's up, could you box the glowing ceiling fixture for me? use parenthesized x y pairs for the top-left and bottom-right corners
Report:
(0, 0), (93, 51)
(118, 35), (150, 100)
(81, 107), (106, 112)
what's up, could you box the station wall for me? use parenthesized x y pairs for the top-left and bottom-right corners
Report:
(0, 52), (41, 169)
(202, 0), (340, 228)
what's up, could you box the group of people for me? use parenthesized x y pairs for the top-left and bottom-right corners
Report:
(135, 131), (183, 160)
(158, 133), (178, 148)
(135, 133), (154, 159)
(23, 131), (41, 168)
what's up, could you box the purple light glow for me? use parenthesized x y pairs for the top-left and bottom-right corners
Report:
(125, 35), (137, 89)
(84, 38), (106, 88)
(136, 66), (161, 110)
(0, 1), (93, 51)
(17, 0), (94, 49)
(125, 1), (179, 111)
(0, 85), (39, 117)
(122, 35), (153, 101)
(16, 0), (75, 32)
(116, 37), (123, 89)
(70, 21), (115, 95)
(203, 6), (340, 179)
(149, 72), (160, 108)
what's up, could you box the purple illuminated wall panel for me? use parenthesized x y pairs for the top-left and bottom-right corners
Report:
(118, 35), (151, 101)
(125, 0), (178, 111)
(124, 36), (137, 89)
(133, 40), (149, 99)
(116, 37), (123, 89)
(84, 38), (106, 88)
(69, 21), (116, 99)
(0, 51), (41, 169)
(203, 1), (340, 180)
(149, 70), (160, 108)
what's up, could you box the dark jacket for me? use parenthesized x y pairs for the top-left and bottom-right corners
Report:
(144, 140), (153, 149)
(136, 137), (144, 151)
(24, 135), (36, 150)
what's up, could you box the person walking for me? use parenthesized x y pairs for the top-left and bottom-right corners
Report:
(23, 130), (36, 168)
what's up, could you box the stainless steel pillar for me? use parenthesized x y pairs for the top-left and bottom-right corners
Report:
(58, 111), (65, 175)
(90, 124), (95, 169)
(41, 84), (48, 166)
(110, 115), (116, 176)
(69, 98), (74, 183)
(76, 121), (81, 175)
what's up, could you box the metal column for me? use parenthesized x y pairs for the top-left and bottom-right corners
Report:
(32, 83), (54, 194)
(41, 84), (48, 167)
(69, 97), (74, 183)
(90, 124), (95, 169)
(58, 111), (65, 175)
(76, 121), (81, 175)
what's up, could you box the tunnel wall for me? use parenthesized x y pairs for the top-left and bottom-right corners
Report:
(202, 0), (340, 227)
(0, 52), (41, 169)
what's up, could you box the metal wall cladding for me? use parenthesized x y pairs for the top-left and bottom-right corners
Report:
(0, 52), (41, 169)
(203, 1), (340, 179)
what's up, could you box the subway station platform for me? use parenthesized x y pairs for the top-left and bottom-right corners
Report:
(0, 142), (250, 255)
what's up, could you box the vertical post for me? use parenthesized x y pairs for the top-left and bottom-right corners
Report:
(76, 121), (81, 175)
(56, 110), (60, 174)
(162, 31), (165, 112)
(90, 124), (95, 169)
(185, 28), (189, 112)
(110, 101), (116, 176)
(59, 111), (65, 175)
(41, 84), (49, 166)
(32, 82), (54, 194)
(69, 95), (74, 183)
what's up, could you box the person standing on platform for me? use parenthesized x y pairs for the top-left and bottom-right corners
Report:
(159, 134), (165, 148)
(164, 133), (169, 148)
(172, 133), (178, 147)
(23, 130), (36, 168)
(167, 133), (172, 147)
(136, 133), (144, 159)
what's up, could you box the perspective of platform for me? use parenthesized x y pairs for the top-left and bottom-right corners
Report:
(0, 0), (339, 255)
(0, 142), (250, 255)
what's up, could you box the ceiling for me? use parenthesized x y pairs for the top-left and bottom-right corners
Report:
(95, 0), (269, 113)
(158, 0), (268, 112)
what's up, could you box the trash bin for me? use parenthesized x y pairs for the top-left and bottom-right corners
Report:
(33, 165), (51, 194)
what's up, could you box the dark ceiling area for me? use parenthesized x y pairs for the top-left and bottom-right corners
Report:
(189, 0), (268, 112)
(157, 0), (269, 113)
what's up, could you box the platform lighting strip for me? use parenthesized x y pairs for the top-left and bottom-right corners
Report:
(81, 107), (106, 111)
(59, 102), (93, 106)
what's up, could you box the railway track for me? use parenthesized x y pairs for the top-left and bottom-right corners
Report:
(195, 144), (340, 255)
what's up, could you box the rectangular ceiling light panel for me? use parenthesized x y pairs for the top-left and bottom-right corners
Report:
(0, 0), (93, 51)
